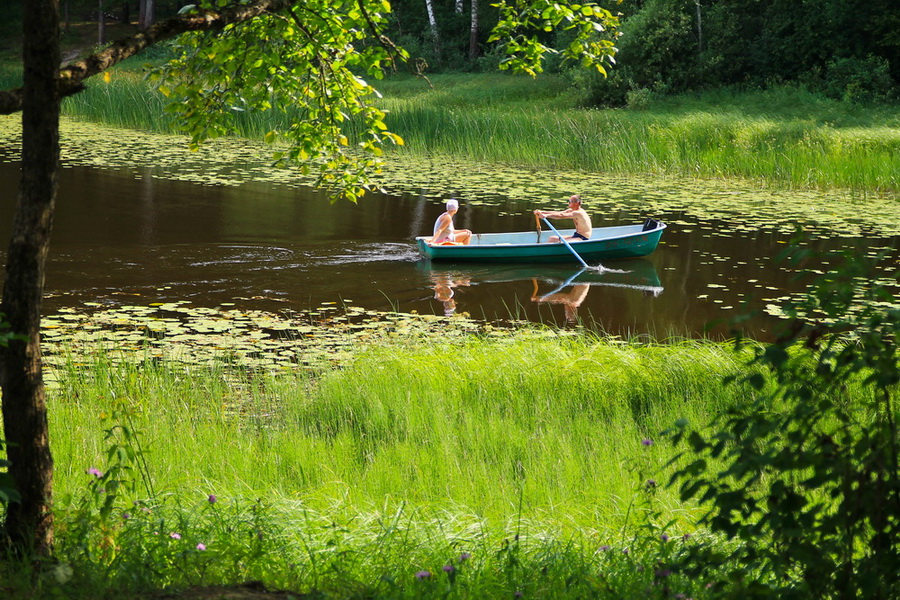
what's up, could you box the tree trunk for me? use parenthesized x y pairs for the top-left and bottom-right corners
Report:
(120, 0), (130, 25)
(138, 0), (155, 31)
(98, 0), (106, 45)
(694, 0), (702, 53)
(1, 0), (60, 555)
(469, 0), (479, 61)
(455, 0), (462, 14)
(424, 0), (439, 55)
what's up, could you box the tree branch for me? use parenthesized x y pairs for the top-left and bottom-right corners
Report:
(0, 0), (294, 115)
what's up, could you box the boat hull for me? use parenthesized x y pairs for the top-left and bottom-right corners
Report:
(416, 223), (666, 263)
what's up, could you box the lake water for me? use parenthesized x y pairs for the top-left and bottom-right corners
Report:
(0, 123), (896, 342)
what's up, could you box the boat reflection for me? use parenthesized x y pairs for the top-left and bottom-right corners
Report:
(420, 259), (664, 321)
(430, 272), (472, 316)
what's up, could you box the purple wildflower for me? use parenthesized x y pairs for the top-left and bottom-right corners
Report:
(208, 494), (217, 504)
(170, 532), (181, 540)
(415, 570), (431, 580)
(123, 513), (131, 520)
(458, 552), (471, 561)
(87, 467), (103, 478)
(641, 438), (653, 446)
(600, 545), (611, 551)
(196, 543), (207, 551)
(443, 564), (455, 573)
(660, 534), (670, 542)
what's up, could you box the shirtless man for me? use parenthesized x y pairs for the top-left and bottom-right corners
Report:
(533, 195), (592, 243)
(431, 199), (472, 245)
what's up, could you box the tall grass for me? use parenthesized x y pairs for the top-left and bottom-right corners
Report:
(3, 60), (899, 191)
(60, 71), (175, 133)
(23, 334), (759, 597)
(50, 336), (756, 528)
(369, 78), (900, 192)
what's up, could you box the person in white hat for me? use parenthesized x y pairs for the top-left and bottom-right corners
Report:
(431, 198), (472, 245)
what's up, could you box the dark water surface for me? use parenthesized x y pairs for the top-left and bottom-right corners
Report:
(0, 157), (895, 341)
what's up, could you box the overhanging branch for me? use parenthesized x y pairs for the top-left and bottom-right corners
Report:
(0, 0), (294, 115)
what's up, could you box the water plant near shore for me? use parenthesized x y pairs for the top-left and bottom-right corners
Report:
(52, 68), (900, 193)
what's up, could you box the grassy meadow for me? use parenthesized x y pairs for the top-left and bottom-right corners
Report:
(46, 64), (900, 193)
(1, 34), (898, 598)
(4, 333), (764, 598)
(51, 336), (753, 521)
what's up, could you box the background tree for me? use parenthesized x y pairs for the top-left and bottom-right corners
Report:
(0, 0), (619, 555)
(469, 0), (479, 60)
(573, 0), (900, 106)
(138, 0), (154, 30)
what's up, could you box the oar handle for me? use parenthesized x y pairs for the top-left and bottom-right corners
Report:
(534, 212), (541, 232)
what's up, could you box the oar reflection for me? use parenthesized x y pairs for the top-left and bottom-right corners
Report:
(531, 279), (591, 324)
(422, 259), (663, 319)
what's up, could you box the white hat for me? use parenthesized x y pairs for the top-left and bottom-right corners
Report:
(446, 199), (459, 211)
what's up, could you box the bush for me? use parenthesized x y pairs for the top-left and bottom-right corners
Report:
(817, 55), (897, 103)
(667, 241), (900, 598)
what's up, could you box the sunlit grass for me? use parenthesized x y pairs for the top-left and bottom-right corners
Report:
(49, 335), (755, 528)
(369, 77), (900, 192)
(42, 66), (900, 192)
(4, 55), (900, 192)
(28, 333), (755, 597)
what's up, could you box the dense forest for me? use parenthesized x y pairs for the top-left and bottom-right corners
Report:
(49, 0), (900, 107)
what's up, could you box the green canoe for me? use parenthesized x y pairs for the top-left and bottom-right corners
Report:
(416, 221), (666, 263)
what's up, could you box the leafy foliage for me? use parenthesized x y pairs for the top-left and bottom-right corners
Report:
(816, 55), (897, 104)
(574, 0), (900, 106)
(145, 0), (620, 201)
(0, 440), (21, 507)
(489, 0), (619, 76)
(150, 0), (408, 202)
(667, 242), (900, 598)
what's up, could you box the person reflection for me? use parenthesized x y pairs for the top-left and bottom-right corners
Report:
(531, 279), (590, 324)
(432, 274), (471, 317)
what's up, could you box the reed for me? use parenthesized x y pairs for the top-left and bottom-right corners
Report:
(29, 334), (756, 597)
(4, 62), (899, 191)
(60, 70), (175, 133)
(369, 81), (900, 191)
(49, 336), (755, 529)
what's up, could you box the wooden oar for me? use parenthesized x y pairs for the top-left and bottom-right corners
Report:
(534, 212), (542, 243)
(541, 217), (605, 272)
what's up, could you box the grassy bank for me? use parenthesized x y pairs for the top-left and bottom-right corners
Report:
(45, 66), (900, 193)
(371, 75), (900, 192)
(3, 334), (762, 597)
(50, 335), (753, 525)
